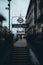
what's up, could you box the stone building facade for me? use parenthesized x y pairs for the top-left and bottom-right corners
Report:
(25, 0), (43, 36)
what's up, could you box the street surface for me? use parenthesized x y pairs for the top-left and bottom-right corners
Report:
(12, 38), (40, 65)
(14, 38), (27, 47)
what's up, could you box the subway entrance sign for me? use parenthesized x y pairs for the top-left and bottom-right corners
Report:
(12, 24), (29, 28)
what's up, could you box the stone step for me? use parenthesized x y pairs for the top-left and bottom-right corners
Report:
(10, 47), (31, 65)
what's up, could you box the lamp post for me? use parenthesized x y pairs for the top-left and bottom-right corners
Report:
(5, 0), (11, 30)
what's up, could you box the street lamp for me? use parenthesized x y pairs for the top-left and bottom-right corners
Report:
(5, 0), (11, 30)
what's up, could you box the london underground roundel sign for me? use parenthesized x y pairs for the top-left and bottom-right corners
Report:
(17, 17), (24, 23)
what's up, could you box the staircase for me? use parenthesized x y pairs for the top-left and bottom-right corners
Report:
(10, 46), (31, 65)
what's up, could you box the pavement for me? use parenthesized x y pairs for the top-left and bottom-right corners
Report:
(14, 38), (27, 47)
(13, 38), (40, 65)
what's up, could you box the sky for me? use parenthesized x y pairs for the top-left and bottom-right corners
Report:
(0, 0), (30, 34)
